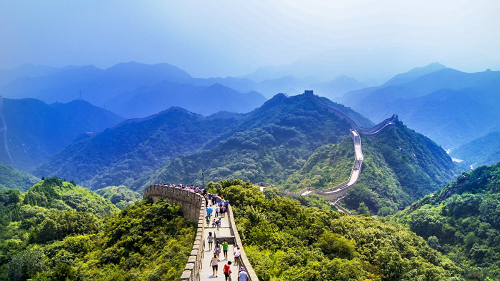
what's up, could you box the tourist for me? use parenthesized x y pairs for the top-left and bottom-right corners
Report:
(238, 267), (249, 281)
(214, 241), (221, 258)
(221, 239), (229, 260)
(223, 260), (232, 281)
(210, 254), (220, 277)
(207, 232), (214, 250)
(233, 247), (241, 266)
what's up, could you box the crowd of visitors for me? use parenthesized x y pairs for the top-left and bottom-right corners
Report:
(164, 183), (249, 280)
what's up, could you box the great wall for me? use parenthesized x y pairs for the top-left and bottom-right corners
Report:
(142, 91), (397, 279)
(283, 91), (398, 211)
(143, 184), (259, 281)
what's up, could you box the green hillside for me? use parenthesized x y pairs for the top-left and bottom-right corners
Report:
(391, 162), (500, 280)
(0, 163), (38, 192)
(210, 179), (461, 280)
(285, 120), (458, 215)
(0, 178), (195, 280)
(36, 107), (239, 190)
(95, 185), (142, 209)
(145, 93), (353, 190)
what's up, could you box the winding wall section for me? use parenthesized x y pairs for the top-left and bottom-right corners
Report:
(283, 91), (398, 205)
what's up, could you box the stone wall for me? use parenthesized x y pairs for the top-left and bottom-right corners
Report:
(143, 185), (205, 281)
(143, 185), (259, 280)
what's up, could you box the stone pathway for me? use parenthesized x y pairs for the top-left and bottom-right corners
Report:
(200, 203), (240, 280)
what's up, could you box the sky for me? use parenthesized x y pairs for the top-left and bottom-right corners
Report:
(1, 0), (499, 80)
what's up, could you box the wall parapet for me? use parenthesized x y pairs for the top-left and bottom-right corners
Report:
(143, 185), (205, 281)
(143, 185), (259, 280)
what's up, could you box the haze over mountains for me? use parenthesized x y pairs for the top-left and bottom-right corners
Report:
(2, 60), (499, 175)
(339, 63), (500, 152)
(0, 98), (123, 171)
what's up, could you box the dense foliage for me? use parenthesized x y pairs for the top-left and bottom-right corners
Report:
(0, 163), (38, 191)
(392, 163), (500, 280)
(148, 93), (353, 188)
(95, 185), (142, 209)
(210, 179), (461, 281)
(36, 107), (239, 190)
(0, 178), (195, 280)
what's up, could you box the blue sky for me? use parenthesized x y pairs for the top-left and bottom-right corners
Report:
(1, 0), (499, 79)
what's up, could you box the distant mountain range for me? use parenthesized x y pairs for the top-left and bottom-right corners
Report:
(339, 63), (500, 151)
(107, 82), (266, 118)
(0, 62), (368, 118)
(0, 62), (268, 118)
(0, 98), (124, 171)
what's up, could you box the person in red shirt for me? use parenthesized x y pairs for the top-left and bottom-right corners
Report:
(223, 260), (232, 281)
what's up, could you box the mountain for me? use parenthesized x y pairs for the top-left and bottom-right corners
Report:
(285, 119), (458, 215)
(0, 62), (192, 106)
(188, 76), (259, 94)
(381, 62), (446, 87)
(451, 131), (500, 169)
(311, 75), (366, 100)
(340, 67), (500, 150)
(391, 162), (500, 280)
(242, 47), (435, 85)
(0, 162), (39, 191)
(107, 81), (267, 118)
(143, 92), (380, 191)
(0, 64), (58, 88)
(0, 98), (124, 171)
(35, 107), (241, 189)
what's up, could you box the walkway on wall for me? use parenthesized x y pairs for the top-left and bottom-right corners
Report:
(199, 204), (239, 280)
(143, 185), (258, 280)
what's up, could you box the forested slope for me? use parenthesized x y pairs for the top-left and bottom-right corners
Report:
(0, 177), (195, 280)
(284, 120), (458, 215)
(145, 93), (355, 190)
(209, 179), (461, 281)
(391, 162), (500, 280)
(0, 163), (38, 192)
(36, 107), (239, 190)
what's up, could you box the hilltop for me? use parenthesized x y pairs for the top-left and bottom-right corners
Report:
(145, 92), (357, 189)
(285, 119), (457, 215)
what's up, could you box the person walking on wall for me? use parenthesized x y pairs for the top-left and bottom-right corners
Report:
(221, 239), (229, 260)
(207, 232), (214, 250)
(233, 246), (241, 267)
(223, 260), (232, 281)
(238, 267), (249, 281)
(210, 254), (220, 277)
